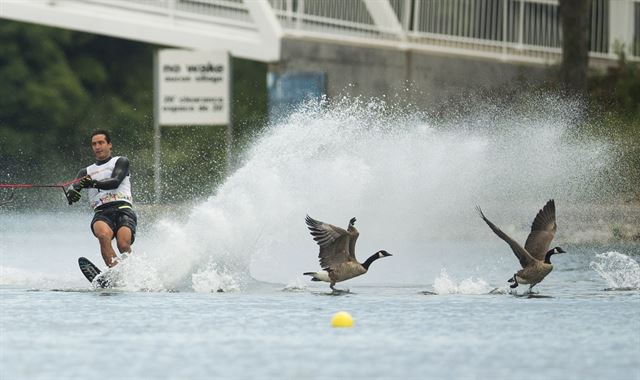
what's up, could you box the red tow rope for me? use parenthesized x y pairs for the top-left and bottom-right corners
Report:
(0, 178), (82, 189)
(0, 178), (83, 205)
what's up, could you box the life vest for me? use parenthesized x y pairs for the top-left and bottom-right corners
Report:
(86, 156), (133, 209)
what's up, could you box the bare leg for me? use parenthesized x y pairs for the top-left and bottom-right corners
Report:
(115, 227), (133, 254)
(92, 221), (117, 268)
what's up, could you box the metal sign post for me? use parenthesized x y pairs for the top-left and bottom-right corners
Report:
(153, 50), (162, 204)
(153, 49), (231, 203)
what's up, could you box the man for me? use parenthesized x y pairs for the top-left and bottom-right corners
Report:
(67, 130), (137, 268)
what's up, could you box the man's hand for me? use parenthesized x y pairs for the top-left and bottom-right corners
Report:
(66, 188), (81, 204)
(79, 175), (96, 189)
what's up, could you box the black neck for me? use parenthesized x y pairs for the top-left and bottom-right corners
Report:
(362, 253), (380, 270)
(544, 249), (556, 264)
(96, 156), (112, 165)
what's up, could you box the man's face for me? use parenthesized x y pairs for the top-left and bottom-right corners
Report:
(91, 134), (112, 161)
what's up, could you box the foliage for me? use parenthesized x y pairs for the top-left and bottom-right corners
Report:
(588, 54), (640, 120)
(0, 22), (88, 169)
(586, 56), (640, 199)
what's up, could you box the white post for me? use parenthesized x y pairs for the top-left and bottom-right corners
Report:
(153, 50), (162, 204)
(502, 0), (508, 58)
(226, 57), (233, 175)
(286, 0), (293, 21)
(608, 0), (634, 58)
(297, 0), (304, 30)
(518, 0), (524, 49)
(402, 0), (412, 32)
(412, 0), (421, 34)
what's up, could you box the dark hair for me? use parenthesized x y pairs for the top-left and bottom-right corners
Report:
(91, 129), (111, 143)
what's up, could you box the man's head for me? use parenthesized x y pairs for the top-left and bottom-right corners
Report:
(90, 129), (112, 161)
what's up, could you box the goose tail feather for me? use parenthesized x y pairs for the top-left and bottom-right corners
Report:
(304, 270), (331, 282)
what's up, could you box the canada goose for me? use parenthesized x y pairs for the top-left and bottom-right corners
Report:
(476, 200), (566, 292)
(303, 215), (392, 291)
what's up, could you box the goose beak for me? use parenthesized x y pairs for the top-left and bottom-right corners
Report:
(557, 247), (566, 253)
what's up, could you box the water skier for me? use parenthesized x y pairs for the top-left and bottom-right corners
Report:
(67, 129), (137, 268)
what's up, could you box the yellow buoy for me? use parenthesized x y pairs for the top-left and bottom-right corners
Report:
(331, 311), (354, 328)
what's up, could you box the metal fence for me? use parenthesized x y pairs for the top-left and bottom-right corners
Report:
(408, 0), (565, 60)
(270, 0), (386, 37)
(269, 0), (638, 63)
(269, 0), (381, 38)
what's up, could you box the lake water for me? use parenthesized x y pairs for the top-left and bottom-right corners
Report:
(2, 98), (639, 379)
(1, 254), (639, 380)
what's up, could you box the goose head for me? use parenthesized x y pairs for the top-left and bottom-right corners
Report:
(544, 246), (566, 263)
(377, 250), (392, 258)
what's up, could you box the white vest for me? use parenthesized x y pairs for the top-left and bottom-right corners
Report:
(86, 156), (133, 209)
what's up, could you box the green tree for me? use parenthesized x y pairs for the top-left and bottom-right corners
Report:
(0, 22), (89, 164)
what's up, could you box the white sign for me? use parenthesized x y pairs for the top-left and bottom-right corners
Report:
(157, 49), (230, 126)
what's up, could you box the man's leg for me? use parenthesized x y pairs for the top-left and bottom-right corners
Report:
(115, 226), (133, 254)
(114, 208), (136, 258)
(92, 221), (117, 267)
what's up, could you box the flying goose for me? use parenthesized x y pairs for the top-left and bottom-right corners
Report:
(476, 200), (566, 292)
(303, 215), (392, 290)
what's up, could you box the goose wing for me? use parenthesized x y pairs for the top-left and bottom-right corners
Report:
(476, 206), (535, 268)
(524, 199), (557, 261)
(347, 217), (359, 261)
(306, 215), (353, 269)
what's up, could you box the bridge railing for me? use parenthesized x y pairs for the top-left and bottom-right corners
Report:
(269, 0), (639, 63)
(269, 0), (399, 41)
